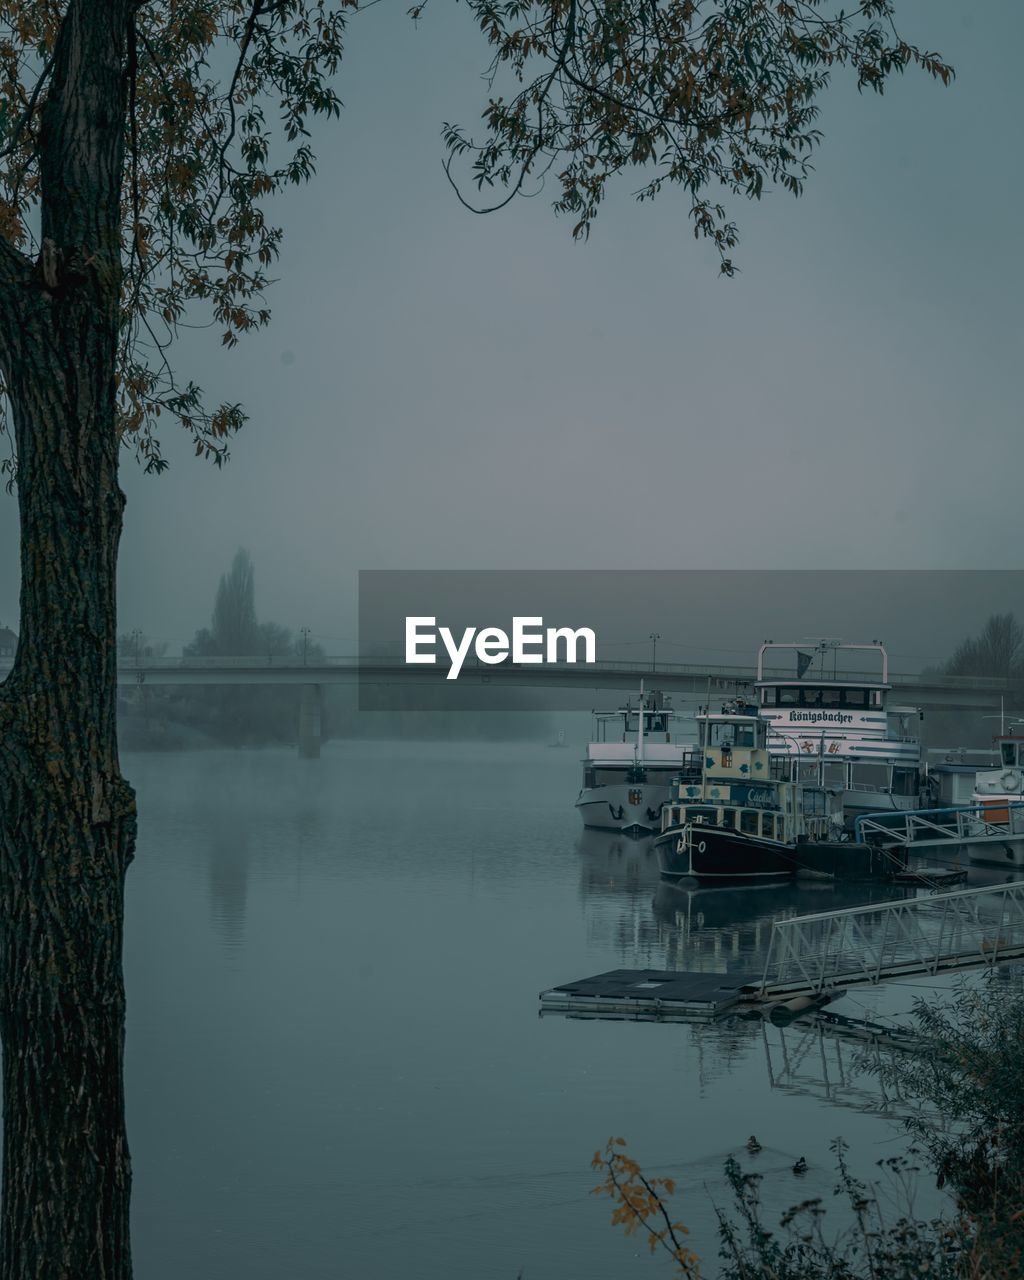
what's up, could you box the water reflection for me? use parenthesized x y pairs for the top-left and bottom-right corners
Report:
(575, 827), (659, 897)
(576, 824), (915, 979)
(575, 829), (665, 961)
(207, 830), (249, 952)
(121, 743), (1018, 1280)
(573, 827), (988, 1119)
(651, 879), (912, 976)
(761, 1017), (917, 1116)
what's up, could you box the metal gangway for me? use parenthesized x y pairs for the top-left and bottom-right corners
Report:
(758, 881), (1024, 998)
(855, 803), (1024, 855)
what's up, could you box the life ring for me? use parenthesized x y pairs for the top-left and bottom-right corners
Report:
(1000, 769), (1022, 791)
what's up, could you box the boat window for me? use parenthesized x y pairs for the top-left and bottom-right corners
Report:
(686, 806), (718, 824)
(709, 723), (736, 747)
(849, 763), (888, 792)
(1001, 742), (1018, 768)
(740, 810), (759, 834)
(777, 688), (800, 705)
(891, 767), (918, 796)
(721, 808), (737, 829)
(583, 768), (596, 789)
(802, 788), (828, 816)
(798, 687), (842, 708)
(843, 689), (869, 709)
(870, 690), (883, 707)
(594, 768), (630, 784)
(770, 756), (793, 781)
(734, 724), (756, 747)
(822, 761), (845, 788)
(761, 814), (775, 839)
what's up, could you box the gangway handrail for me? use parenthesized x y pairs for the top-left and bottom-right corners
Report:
(758, 880), (1024, 997)
(763, 879), (1017, 929)
(855, 802), (1024, 845)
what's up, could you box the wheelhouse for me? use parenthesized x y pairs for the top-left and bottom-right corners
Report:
(997, 736), (1024, 770)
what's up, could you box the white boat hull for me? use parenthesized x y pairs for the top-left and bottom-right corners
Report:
(842, 790), (922, 821)
(964, 803), (1024, 866)
(576, 782), (670, 833)
(966, 840), (1024, 868)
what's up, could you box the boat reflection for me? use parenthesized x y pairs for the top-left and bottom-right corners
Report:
(575, 826), (659, 895)
(575, 828), (665, 962)
(651, 879), (913, 976)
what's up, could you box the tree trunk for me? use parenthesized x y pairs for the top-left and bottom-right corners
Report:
(0, 4), (135, 1276)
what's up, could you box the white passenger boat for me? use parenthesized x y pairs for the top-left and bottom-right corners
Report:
(754, 640), (924, 825)
(575, 688), (699, 834)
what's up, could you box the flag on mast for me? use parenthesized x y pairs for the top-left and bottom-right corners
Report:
(796, 650), (814, 679)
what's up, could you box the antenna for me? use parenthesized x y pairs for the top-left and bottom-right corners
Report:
(636, 679), (645, 767)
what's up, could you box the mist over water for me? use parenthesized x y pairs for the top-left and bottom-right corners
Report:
(123, 738), (960, 1278)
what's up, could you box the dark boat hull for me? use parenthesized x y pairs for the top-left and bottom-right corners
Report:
(655, 824), (899, 883)
(655, 824), (796, 881)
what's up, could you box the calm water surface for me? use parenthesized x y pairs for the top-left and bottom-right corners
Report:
(124, 740), (955, 1279)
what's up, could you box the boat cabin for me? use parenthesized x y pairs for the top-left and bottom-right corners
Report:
(589, 691), (677, 744)
(581, 691), (699, 789)
(661, 707), (839, 845)
(753, 640), (922, 814)
(995, 735), (1024, 770)
(973, 734), (1024, 814)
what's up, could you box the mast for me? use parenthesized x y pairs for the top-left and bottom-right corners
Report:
(637, 679), (645, 767)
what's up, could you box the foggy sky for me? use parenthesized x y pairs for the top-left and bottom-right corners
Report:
(0, 1), (1019, 662)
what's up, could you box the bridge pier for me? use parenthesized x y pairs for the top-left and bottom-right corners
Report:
(298, 684), (322, 759)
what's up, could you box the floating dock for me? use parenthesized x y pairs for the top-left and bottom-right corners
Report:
(539, 968), (760, 1020)
(543, 882), (1024, 1021)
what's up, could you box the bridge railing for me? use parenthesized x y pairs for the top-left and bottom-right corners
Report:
(759, 881), (1024, 997)
(1, 652), (1020, 692)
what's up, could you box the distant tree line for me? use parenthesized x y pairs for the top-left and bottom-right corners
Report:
(183, 550), (322, 664)
(941, 613), (1024, 680)
(117, 549), (551, 747)
(119, 549), (325, 747)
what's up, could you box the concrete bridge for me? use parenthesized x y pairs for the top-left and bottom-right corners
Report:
(1, 655), (1019, 757)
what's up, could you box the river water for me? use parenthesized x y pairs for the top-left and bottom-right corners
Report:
(124, 739), (958, 1279)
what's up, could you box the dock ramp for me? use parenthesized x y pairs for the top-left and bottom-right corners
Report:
(855, 804), (1024, 854)
(758, 881), (1024, 998)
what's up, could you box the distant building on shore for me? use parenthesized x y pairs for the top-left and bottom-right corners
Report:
(0, 626), (17, 657)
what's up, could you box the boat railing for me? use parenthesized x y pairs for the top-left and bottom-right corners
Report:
(768, 733), (922, 746)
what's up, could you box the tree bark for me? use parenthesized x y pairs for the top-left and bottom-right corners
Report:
(0, 4), (135, 1276)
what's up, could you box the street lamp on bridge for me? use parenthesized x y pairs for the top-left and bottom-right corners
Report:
(649, 632), (661, 672)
